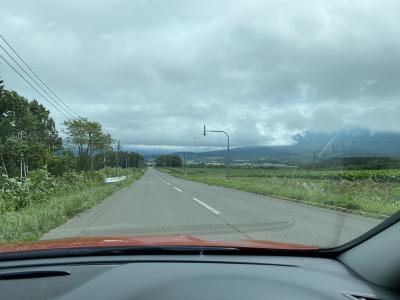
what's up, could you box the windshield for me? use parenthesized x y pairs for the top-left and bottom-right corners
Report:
(0, 0), (399, 252)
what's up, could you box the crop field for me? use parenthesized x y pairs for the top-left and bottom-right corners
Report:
(170, 167), (400, 182)
(161, 167), (400, 217)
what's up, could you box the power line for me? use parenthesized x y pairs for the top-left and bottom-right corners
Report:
(0, 34), (78, 117)
(0, 42), (75, 118)
(0, 52), (70, 119)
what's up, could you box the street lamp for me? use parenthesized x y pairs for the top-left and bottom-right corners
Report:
(203, 125), (230, 177)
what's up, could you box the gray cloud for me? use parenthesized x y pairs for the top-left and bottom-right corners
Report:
(1, 0), (400, 149)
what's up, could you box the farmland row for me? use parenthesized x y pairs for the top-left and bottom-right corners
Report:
(174, 167), (400, 182)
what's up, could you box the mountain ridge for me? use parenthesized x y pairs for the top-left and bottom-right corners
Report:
(171, 129), (400, 162)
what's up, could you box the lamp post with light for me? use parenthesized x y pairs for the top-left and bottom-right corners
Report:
(203, 125), (230, 177)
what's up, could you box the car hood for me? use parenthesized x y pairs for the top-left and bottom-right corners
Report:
(0, 235), (318, 254)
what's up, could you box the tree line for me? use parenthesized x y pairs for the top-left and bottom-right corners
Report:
(155, 155), (182, 167)
(0, 79), (144, 178)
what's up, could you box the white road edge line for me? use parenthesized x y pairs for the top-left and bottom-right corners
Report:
(174, 187), (183, 192)
(166, 182), (171, 185)
(192, 198), (221, 215)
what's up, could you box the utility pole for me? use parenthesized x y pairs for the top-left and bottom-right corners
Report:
(115, 140), (121, 176)
(116, 140), (121, 167)
(203, 125), (230, 177)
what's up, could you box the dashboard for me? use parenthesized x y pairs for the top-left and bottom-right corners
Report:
(0, 255), (398, 300)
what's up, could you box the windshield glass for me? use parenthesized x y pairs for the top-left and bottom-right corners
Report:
(0, 0), (399, 251)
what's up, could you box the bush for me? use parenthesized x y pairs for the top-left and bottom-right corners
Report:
(47, 154), (77, 176)
(0, 174), (32, 211)
(0, 168), (145, 244)
(0, 168), (143, 214)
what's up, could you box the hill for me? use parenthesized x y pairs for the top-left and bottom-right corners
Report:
(181, 129), (400, 162)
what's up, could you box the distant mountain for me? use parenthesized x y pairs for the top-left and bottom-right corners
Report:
(135, 148), (178, 159)
(179, 129), (400, 162)
(292, 129), (400, 158)
(170, 152), (197, 160)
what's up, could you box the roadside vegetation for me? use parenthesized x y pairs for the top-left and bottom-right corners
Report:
(155, 155), (182, 167)
(0, 168), (144, 244)
(160, 166), (400, 217)
(0, 79), (145, 243)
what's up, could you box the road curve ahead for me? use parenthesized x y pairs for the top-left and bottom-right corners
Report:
(42, 168), (380, 247)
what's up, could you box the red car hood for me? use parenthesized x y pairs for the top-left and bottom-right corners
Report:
(0, 235), (317, 254)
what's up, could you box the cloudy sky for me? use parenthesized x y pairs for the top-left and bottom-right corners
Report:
(1, 0), (400, 151)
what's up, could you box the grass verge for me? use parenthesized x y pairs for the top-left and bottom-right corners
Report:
(160, 168), (399, 218)
(0, 169), (144, 244)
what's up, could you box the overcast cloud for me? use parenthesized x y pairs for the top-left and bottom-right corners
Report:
(1, 0), (400, 150)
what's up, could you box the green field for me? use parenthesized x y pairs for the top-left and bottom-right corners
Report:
(161, 167), (400, 217)
(0, 168), (144, 244)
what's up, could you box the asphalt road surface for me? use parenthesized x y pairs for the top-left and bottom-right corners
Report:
(42, 168), (380, 247)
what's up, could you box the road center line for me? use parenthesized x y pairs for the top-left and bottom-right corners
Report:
(174, 187), (183, 192)
(192, 198), (221, 215)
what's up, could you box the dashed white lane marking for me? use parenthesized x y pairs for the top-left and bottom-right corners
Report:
(174, 187), (183, 192)
(154, 173), (170, 185)
(192, 198), (221, 215)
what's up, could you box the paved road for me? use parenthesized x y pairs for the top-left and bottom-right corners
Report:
(42, 168), (380, 247)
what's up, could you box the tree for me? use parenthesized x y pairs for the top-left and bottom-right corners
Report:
(94, 133), (113, 168)
(0, 87), (61, 176)
(64, 117), (112, 171)
(47, 150), (77, 176)
(155, 155), (182, 167)
(111, 151), (144, 168)
(28, 100), (62, 150)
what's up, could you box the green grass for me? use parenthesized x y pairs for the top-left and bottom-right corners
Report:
(0, 169), (144, 244)
(161, 167), (400, 217)
(167, 167), (400, 182)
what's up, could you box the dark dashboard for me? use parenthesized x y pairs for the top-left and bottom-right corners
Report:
(0, 255), (398, 300)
